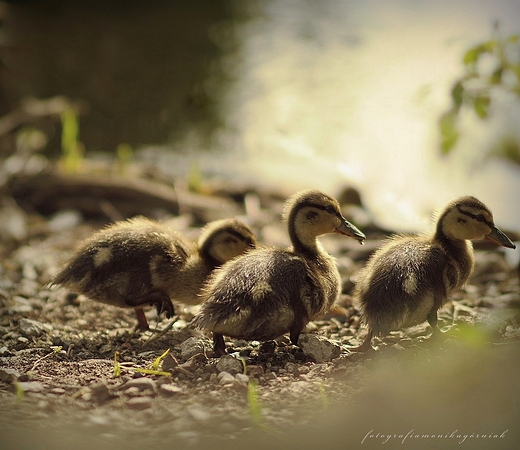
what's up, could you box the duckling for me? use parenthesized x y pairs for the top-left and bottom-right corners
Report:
(351, 196), (516, 352)
(52, 217), (256, 330)
(192, 189), (366, 356)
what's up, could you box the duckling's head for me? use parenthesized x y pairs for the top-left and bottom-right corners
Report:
(283, 190), (365, 247)
(198, 218), (257, 264)
(437, 196), (516, 248)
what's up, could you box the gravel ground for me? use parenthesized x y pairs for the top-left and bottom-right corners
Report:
(1, 181), (519, 450)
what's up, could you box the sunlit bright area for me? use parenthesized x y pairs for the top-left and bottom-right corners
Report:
(197, 0), (520, 234)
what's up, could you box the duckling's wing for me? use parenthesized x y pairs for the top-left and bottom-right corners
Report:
(356, 238), (449, 334)
(195, 249), (316, 341)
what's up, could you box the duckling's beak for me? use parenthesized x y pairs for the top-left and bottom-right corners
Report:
(335, 216), (366, 244)
(485, 225), (516, 249)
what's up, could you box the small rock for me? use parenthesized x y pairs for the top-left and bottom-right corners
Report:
(216, 355), (244, 375)
(180, 337), (210, 360)
(218, 371), (236, 385)
(0, 347), (10, 356)
(178, 353), (208, 372)
(127, 396), (153, 410)
(90, 383), (114, 404)
(13, 381), (45, 393)
(50, 388), (66, 395)
(186, 405), (211, 422)
(234, 373), (249, 387)
(123, 377), (157, 393)
(290, 380), (311, 392)
(245, 364), (264, 378)
(159, 384), (183, 397)
(18, 318), (53, 337)
(161, 354), (179, 372)
(298, 334), (341, 363)
(0, 368), (20, 383)
(48, 210), (83, 232)
(258, 341), (276, 354)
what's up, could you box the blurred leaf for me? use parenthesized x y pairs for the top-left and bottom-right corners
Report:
(473, 95), (490, 118)
(116, 143), (133, 174)
(439, 109), (459, 154)
(60, 107), (83, 173)
(507, 34), (519, 43)
(489, 67), (503, 84)
(450, 81), (464, 108)
(463, 42), (494, 67)
(492, 137), (520, 165)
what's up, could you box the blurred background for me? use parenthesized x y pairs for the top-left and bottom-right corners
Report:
(1, 0), (519, 234)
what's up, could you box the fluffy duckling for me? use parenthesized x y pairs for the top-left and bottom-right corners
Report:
(192, 190), (366, 356)
(351, 196), (516, 352)
(52, 217), (256, 330)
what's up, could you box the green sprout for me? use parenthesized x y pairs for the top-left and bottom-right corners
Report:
(60, 107), (84, 173)
(247, 379), (263, 427)
(318, 382), (330, 410)
(150, 348), (170, 371)
(116, 143), (133, 174)
(113, 351), (121, 378)
(14, 382), (25, 401)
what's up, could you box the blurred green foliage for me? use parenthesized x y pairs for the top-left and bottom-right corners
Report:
(440, 25), (520, 164)
(60, 107), (84, 173)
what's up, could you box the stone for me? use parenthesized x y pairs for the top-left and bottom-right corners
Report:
(234, 373), (249, 387)
(90, 383), (114, 404)
(123, 377), (157, 393)
(218, 371), (236, 385)
(0, 368), (20, 383)
(18, 318), (53, 337)
(216, 355), (244, 375)
(14, 381), (45, 393)
(159, 383), (183, 397)
(298, 334), (341, 363)
(179, 337), (210, 360)
(127, 396), (153, 410)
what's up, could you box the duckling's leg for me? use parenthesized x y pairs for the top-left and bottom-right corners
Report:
(348, 329), (374, 352)
(427, 309), (440, 334)
(126, 291), (175, 330)
(134, 308), (149, 331)
(213, 333), (227, 357)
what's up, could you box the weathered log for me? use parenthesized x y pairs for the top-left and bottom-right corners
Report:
(7, 171), (240, 222)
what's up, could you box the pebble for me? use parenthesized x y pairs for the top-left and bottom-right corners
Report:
(18, 318), (53, 337)
(218, 371), (236, 385)
(161, 354), (179, 372)
(127, 396), (153, 410)
(234, 373), (249, 387)
(298, 334), (341, 363)
(14, 381), (45, 393)
(159, 384), (183, 397)
(216, 355), (244, 375)
(123, 377), (158, 393)
(0, 368), (20, 383)
(89, 383), (114, 404)
(186, 405), (211, 422)
(180, 337), (210, 360)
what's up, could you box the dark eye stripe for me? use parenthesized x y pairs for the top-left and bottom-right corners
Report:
(457, 206), (493, 228)
(298, 201), (340, 217)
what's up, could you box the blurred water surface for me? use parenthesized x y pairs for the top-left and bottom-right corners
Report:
(197, 0), (520, 235)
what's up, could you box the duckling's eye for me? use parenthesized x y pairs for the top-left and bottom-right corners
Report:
(306, 211), (318, 220)
(325, 206), (336, 215)
(476, 214), (485, 222)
